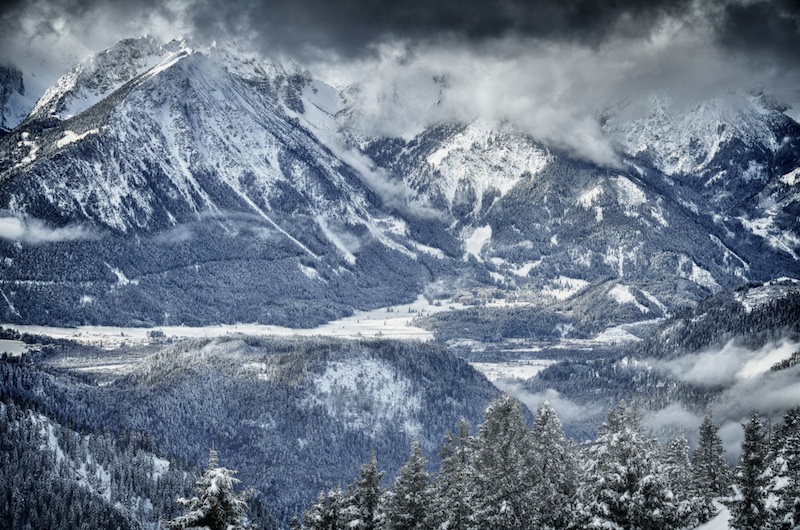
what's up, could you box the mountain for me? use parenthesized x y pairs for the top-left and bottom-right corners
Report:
(0, 37), (434, 327)
(0, 36), (798, 328)
(0, 335), (500, 522)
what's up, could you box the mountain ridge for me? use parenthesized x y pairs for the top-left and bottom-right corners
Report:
(0, 35), (797, 328)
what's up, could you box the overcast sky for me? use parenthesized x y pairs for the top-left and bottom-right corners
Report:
(1, 0), (799, 162)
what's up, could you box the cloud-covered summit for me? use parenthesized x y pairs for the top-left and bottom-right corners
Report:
(1, 0), (799, 164)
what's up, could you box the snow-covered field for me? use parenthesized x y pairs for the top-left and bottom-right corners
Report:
(2, 295), (465, 348)
(470, 359), (557, 383)
(0, 338), (31, 356)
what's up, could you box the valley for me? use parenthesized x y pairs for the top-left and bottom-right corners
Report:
(0, 14), (798, 529)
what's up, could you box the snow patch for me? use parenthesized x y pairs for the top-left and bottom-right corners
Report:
(299, 264), (323, 281)
(781, 168), (800, 186)
(510, 260), (542, 277)
(577, 185), (604, 208)
(542, 276), (589, 300)
(678, 256), (720, 291)
(56, 128), (100, 148)
(612, 176), (647, 214)
(608, 284), (649, 314)
(107, 265), (138, 286)
(307, 357), (422, 437)
(464, 225), (492, 261)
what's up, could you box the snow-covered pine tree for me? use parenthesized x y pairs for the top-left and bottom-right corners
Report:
(426, 419), (474, 530)
(163, 448), (251, 530)
(470, 393), (535, 530)
(529, 401), (579, 530)
(383, 441), (429, 530)
(340, 453), (384, 530)
(728, 411), (772, 530)
(768, 408), (800, 529)
(663, 435), (704, 528)
(578, 401), (678, 530)
(300, 488), (344, 530)
(693, 413), (732, 503)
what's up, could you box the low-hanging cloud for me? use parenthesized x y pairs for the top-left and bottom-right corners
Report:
(650, 338), (799, 387)
(494, 380), (605, 426)
(1, 1), (798, 164)
(645, 338), (800, 460)
(0, 216), (95, 243)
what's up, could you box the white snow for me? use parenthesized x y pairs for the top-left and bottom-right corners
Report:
(317, 215), (357, 265)
(108, 265), (138, 286)
(56, 128), (100, 148)
(464, 225), (492, 261)
(307, 357), (422, 436)
(639, 289), (669, 317)
(738, 215), (799, 260)
(781, 168), (800, 186)
(695, 505), (730, 529)
(612, 176), (647, 214)
(470, 359), (556, 383)
(608, 284), (649, 314)
(1, 295), (464, 346)
(409, 240), (445, 259)
(0, 339), (30, 356)
(510, 260), (542, 277)
(678, 256), (721, 291)
(577, 185), (604, 208)
(592, 325), (643, 344)
(152, 456), (170, 481)
(542, 276), (589, 300)
(299, 263), (323, 281)
(420, 120), (549, 216)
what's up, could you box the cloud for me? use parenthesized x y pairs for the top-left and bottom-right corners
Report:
(0, 216), (95, 243)
(494, 380), (604, 426)
(2, 1), (799, 164)
(650, 338), (799, 387)
(645, 338), (800, 460)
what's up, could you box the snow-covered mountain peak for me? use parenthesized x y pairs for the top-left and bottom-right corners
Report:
(606, 92), (795, 176)
(30, 35), (177, 120)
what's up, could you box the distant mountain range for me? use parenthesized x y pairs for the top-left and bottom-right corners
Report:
(0, 36), (797, 328)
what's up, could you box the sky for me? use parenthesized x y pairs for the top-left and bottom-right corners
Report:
(1, 0), (799, 163)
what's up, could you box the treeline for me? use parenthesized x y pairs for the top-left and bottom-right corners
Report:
(641, 282), (800, 358)
(294, 395), (800, 530)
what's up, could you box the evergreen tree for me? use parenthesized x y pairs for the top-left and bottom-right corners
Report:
(728, 412), (772, 530)
(340, 453), (384, 530)
(579, 402), (677, 530)
(663, 435), (703, 528)
(470, 393), (535, 530)
(426, 420), (474, 530)
(693, 413), (732, 502)
(768, 408), (800, 529)
(301, 488), (344, 530)
(383, 441), (429, 530)
(529, 401), (579, 530)
(164, 448), (252, 530)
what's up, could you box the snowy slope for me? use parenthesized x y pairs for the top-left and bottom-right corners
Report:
(0, 37), (436, 326)
(0, 35), (798, 326)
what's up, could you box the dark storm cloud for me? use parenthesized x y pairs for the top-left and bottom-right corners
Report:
(0, 0), (697, 61)
(717, 0), (800, 64)
(2, 0), (799, 164)
(184, 0), (697, 59)
(2, 0), (798, 64)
